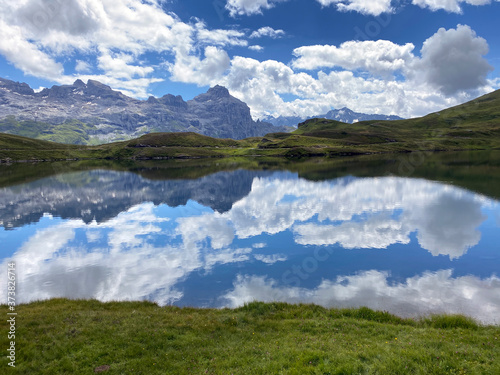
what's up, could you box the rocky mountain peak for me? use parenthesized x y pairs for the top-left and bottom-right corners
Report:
(87, 79), (111, 89)
(73, 79), (86, 88)
(159, 94), (188, 109)
(208, 85), (230, 98)
(0, 77), (35, 96)
(85, 80), (113, 94)
(193, 85), (231, 102)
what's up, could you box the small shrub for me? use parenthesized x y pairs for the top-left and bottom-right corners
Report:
(424, 314), (479, 330)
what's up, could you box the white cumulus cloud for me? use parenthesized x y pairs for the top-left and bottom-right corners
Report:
(225, 0), (287, 17)
(316, 0), (394, 16)
(412, 0), (498, 13)
(292, 40), (415, 76)
(0, 0), (246, 97)
(412, 24), (493, 95)
(195, 22), (247, 47)
(226, 0), (498, 17)
(249, 26), (285, 39)
(248, 45), (264, 51)
(0, 19), (64, 80)
(75, 59), (92, 73)
(169, 46), (230, 86)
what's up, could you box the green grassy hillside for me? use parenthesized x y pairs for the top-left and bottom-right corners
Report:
(288, 89), (500, 153)
(0, 132), (79, 151)
(127, 132), (240, 148)
(1, 300), (498, 374)
(0, 132), (239, 162)
(0, 116), (98, 145)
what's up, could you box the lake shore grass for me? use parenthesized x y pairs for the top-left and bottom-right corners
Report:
(1, 299), (498, 374)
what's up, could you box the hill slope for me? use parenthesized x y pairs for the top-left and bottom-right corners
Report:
(294, 89), (500, 140)
(280, 89), (500, 152)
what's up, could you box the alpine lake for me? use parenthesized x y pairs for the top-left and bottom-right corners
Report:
(1, 151), (499, 325)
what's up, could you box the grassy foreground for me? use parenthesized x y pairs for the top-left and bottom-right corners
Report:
(1, 300), (499, 374)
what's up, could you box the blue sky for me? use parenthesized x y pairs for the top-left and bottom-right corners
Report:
(0, 0), (499, 119)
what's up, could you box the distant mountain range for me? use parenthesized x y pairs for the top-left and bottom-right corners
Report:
(261, 108), (403, 127)
(0, 77), (287, 144)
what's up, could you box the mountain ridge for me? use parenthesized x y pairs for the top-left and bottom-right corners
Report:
(261, 107), (403, 127)
(0, 77), (287, 143)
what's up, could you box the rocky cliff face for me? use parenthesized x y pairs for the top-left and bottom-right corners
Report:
(187, 86), (264, 139)
(0, 77), (284, 143)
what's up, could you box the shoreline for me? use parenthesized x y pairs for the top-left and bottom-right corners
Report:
(0, 144), (495, 164)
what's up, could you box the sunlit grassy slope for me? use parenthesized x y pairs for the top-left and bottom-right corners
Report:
(1, 89), (499, 162)
(285, 88), (500, 152)
(0, 116), (97, 145)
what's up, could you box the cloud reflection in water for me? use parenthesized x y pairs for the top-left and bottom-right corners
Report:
(1, 173), (498, 323)
(178, 176), (489, 259)
(222, 271), (500, 325)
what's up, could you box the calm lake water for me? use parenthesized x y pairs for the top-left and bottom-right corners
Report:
(1, 153), (499, 324)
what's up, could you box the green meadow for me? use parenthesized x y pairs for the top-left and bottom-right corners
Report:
(1, 300), (499, 374)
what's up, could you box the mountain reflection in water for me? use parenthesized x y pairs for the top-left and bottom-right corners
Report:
(0, 168), (499, 324)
